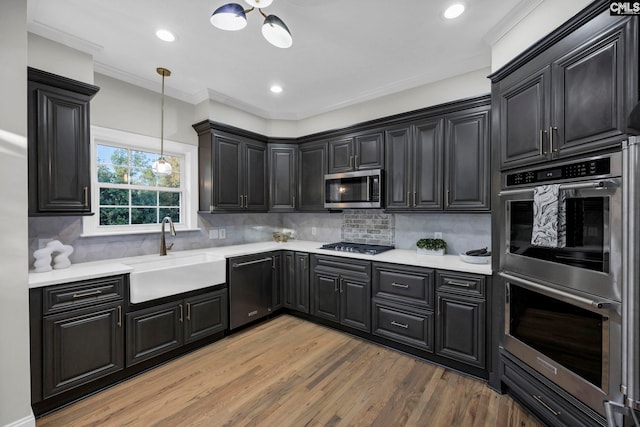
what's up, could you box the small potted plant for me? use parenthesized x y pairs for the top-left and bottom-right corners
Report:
(416, 238), (447, 256)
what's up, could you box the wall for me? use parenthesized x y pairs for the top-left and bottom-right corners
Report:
(0, 1), (35, 426)
(490, 0), (592, 71)
(27, 33), (94, 83)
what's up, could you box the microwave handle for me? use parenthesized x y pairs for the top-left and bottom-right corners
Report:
(498, 180), (608, 196)
(367, 176), (371, 201)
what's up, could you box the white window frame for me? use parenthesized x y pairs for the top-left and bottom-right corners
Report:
(82, 126), (199, 236)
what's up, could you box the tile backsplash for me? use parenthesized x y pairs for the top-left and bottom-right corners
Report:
(341, 210), (394, 245)
(28, 210), (491, 266)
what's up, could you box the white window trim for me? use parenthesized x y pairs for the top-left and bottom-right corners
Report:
(82, 126), (199, 237)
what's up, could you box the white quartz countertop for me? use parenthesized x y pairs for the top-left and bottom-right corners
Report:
(28, 240), (492, 288)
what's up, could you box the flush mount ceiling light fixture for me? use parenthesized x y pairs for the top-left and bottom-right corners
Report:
(152, 67), (172, 176)
(210, 0), (292, 48)
(444, 3), (466, 19)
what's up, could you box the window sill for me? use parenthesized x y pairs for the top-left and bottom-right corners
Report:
(80, 227), (202, 238)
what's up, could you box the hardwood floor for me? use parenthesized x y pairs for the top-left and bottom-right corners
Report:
(37, 315), (541, 427)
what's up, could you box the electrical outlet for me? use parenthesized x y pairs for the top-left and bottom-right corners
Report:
(209, 229), (219, 239)
(434, 232), (443, 239)
(311, 227), (317, 236)
(219, 228), (226, 239)
(38, 238), (54, 249)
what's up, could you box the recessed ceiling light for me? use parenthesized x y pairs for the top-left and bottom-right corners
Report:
(444, 3), (465, 19)
(156, 29), (176, 42)
(270, 85), (283, 94)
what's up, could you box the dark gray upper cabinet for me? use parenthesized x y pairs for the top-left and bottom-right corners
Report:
(193, 122), (268, 212)
(268, 144), (297, 212)
(444, 107), (491, 211)
(27, 68), (99, 216)
(493, 10), (637, 170)
(297, 141), (327, 211)
(385, 98), (490, 212)
(328, 130), (384, 173)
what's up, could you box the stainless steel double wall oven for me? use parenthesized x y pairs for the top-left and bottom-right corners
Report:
(498, 151), (624, 416)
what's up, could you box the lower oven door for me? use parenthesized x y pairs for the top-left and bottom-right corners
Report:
(501, 272), (622, 416)
(500, 177), (622, 302)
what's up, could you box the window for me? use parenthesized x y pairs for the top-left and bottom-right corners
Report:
(83, 127), (198, 236)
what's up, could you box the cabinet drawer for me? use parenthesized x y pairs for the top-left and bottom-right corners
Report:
(372, 298), (433, 352)
(436, 271), (485, 298)
(43, 275), (125, 315)
(312, 255), (371, 277)
(373, 263), (433, 308)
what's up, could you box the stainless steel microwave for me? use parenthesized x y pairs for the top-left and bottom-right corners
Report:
(324, 169), (383, 209)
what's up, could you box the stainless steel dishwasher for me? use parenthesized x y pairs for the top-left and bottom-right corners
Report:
(228, 253), (274, 329)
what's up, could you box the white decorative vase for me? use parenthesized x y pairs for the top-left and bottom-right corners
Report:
(416, 248), (445, 256)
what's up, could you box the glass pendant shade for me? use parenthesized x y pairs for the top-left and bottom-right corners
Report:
(210, 3), (247, 31)
(152, 158), (172, 176)
(244, 0), (273, 8)
(262, 15), (292, 48)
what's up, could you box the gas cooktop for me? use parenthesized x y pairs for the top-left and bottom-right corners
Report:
(319, 242), (395, 255)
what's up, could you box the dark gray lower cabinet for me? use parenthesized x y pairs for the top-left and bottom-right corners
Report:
(127, 289), (227, 366)
(435, 271), (486, 369)
(371, 262), (435, 352)
(43, 301), (124, 398)
(311, 255), (371, 333)
(283, 251), (310, 313)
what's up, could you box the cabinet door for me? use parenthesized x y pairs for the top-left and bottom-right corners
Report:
(126, 302), (183, 366)
(312, 269), (340, 323)
(384, 126), (412, 210)
(552, 20), (631, 157)
(43, 302), (123, 398)
(498, 66), (551, 169)
(245, 140), (268, 211)
(184, 290), (228, 344)
(354, 131), (384, 171)
(436, 293), (485, 369)
(328, 137), (354, 173)
(213, 134), (243, 209)
(282, 251), (296, 309)
(298, 141), (327, 211)
(294, 252), (310, 313)
(339, 275), (371, 332)
(30, 86), (92, 214)
(413, 118), (444, 210)
(269, 145), (297, 211)
(444, 108), (490, 211)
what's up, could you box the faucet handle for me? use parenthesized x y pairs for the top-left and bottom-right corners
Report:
(167, 243), (174, 251)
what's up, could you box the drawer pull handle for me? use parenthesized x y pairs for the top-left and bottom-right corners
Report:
(391, 321), (409, 329)
(187, 303), (191, 321)
(117, 305), (122, 328)
(391, 282), (409, 289)
(73, 290), (103, 299)
(233, 257), (273, 268)
(446, 280), (471, 288)
(533, 395), (561, 417)
(179, 304), (183, 323)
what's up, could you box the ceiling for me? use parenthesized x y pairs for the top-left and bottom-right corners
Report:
(27, 0), (526, 121)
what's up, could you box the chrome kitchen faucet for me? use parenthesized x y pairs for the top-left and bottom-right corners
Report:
(160, 216), (176, 256)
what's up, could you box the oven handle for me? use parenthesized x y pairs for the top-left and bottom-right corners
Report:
(498, 180), (612, 196)
(499, 272), (619, 312)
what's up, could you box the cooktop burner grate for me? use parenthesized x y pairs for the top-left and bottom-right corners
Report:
(319, 242), (395, 255)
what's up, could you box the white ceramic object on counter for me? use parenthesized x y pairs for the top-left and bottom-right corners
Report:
(417, 248), (445, 256)
(33, 240), (74, 272)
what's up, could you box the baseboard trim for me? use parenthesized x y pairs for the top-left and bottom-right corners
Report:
(2, 411), (36, 427)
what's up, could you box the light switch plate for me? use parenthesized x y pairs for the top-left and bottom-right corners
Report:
(434, 232), (443, 239)
(209, 229), (219, 239)
(219, 228), (226, 239)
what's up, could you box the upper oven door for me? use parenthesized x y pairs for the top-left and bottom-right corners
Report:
(499, 177), (622, 301)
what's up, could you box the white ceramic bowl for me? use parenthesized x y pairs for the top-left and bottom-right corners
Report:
(459, 253), (491, 264)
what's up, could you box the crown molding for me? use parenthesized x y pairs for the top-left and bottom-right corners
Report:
(483, 0), (545, 47)
(28, 20), (104, 56)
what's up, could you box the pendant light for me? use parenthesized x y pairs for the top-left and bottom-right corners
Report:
(152, 67), (172, 176)
(210, 0), (292, 48)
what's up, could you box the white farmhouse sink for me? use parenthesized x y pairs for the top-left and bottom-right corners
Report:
(126, 252), (226, 303)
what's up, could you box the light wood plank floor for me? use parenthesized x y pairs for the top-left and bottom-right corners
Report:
(37, 315), (542, 427)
